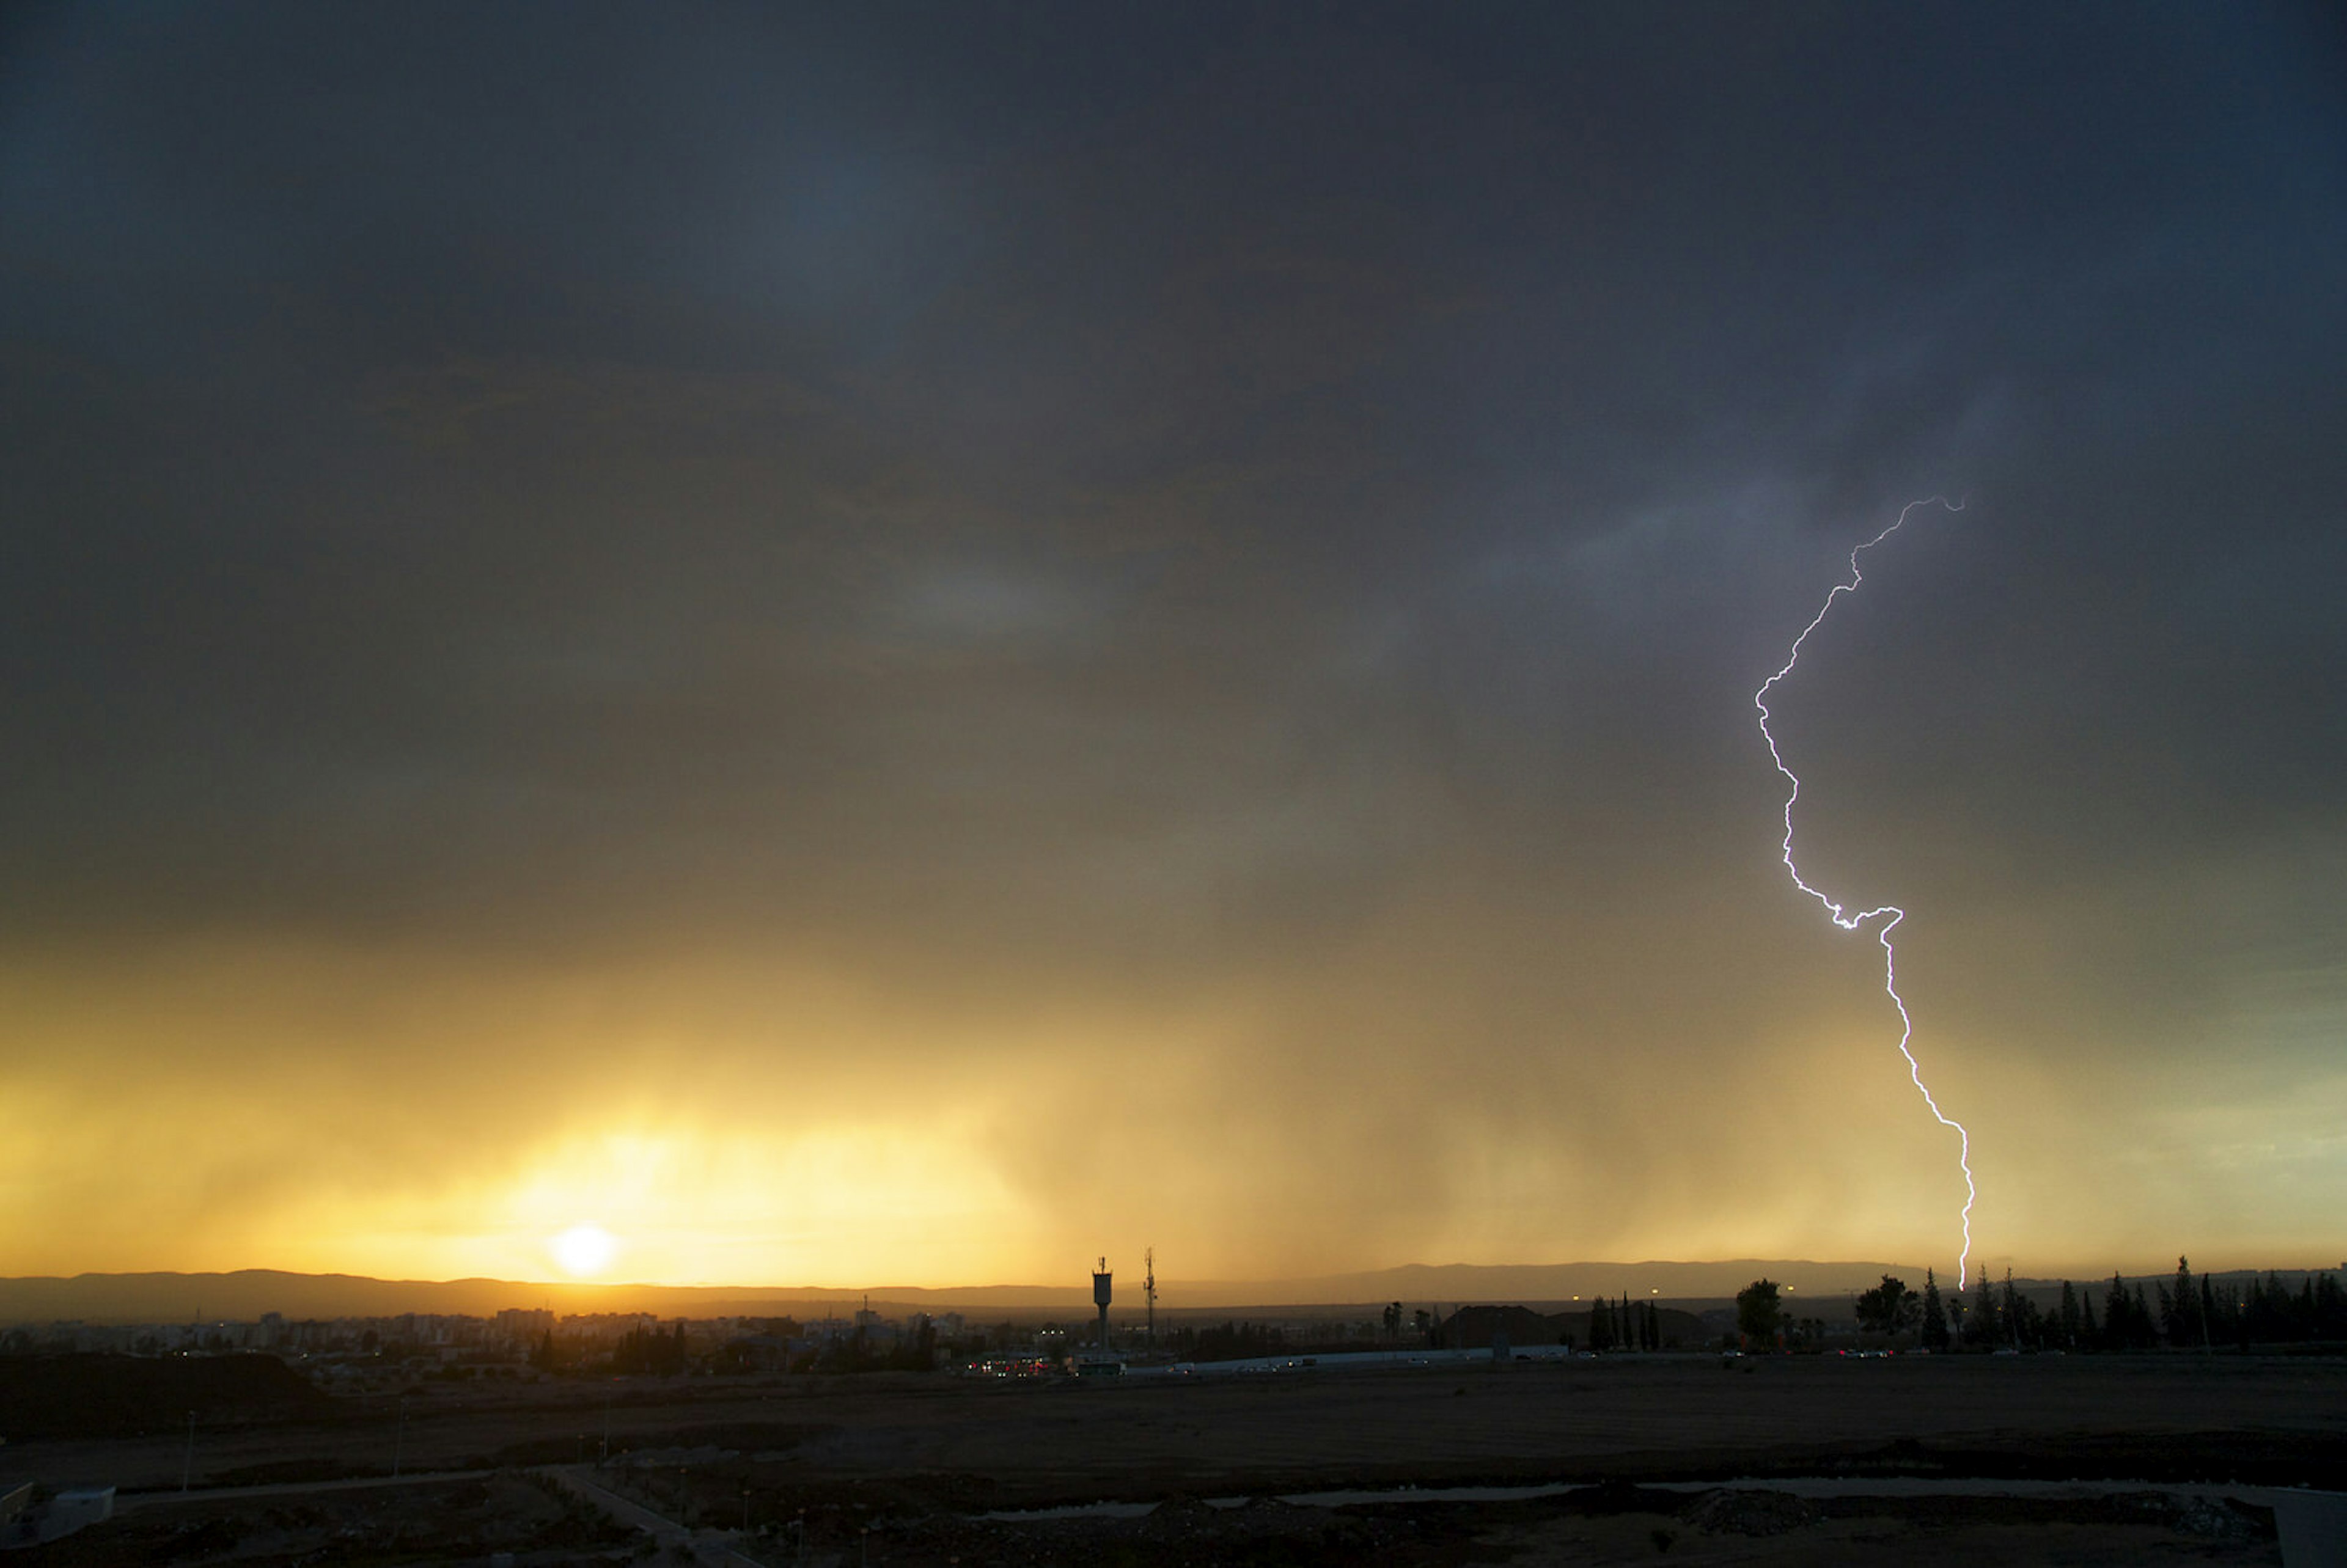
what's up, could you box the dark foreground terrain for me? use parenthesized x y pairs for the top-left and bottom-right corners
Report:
(8, 1352), (2343, 1564)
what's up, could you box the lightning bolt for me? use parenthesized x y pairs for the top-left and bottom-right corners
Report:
(1754, 497), (1976, 1288)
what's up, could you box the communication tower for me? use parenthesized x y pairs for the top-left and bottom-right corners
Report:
(1144, 1247), (1158, 1346)
(1092, 1257), (1113, 1352)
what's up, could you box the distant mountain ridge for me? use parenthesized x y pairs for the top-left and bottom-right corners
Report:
(0, 1258), (2172, 1324)
(0, 1271), (1098, 1325)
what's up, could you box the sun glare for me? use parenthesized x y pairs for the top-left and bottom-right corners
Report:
(468, 1122), (1047, 1285)
(551, 1223), (617, 1278)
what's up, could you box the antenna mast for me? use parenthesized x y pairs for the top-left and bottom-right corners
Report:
(1144, 1247), (1158, 1346)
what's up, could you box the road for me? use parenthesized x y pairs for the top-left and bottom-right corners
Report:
(548, 1464), (775, 1568)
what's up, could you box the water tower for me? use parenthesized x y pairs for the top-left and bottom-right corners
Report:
(1092, 1257), (1113, 1352)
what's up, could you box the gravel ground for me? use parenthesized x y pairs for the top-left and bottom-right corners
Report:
(11, 1352), (2338, 1564)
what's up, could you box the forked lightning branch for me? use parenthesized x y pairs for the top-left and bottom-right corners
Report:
(1755, 497), (1977, 1287)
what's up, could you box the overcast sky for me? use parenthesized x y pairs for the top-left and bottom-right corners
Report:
(4, 2), (2341, 1289)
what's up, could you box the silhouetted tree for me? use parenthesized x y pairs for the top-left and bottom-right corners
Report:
(2163, 1256), (2200, 1349)
(1999, 1269), (2028, 1350)
(2236, 1270), (2347, 1344)
(1919, 1270), (1949, 1350)
(2119, 1283), (2156, 1348)
(1854, 1275), (1917, 1339)
(1735, 1279), (1783, 1347)
(2057, 1281), (2081, 1348)
(1961, 1270), (1997, 1348)
(614, 1323), (688, 1376)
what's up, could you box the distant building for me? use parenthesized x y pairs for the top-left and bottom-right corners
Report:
(496, 1308), (555, 1343)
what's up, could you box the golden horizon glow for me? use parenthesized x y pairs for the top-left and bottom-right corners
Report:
(2, 927), (2340, 1288)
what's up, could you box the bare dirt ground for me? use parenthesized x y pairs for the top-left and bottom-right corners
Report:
(12, 1352), (2341, 1564)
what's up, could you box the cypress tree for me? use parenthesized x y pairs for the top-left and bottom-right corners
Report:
(2167, 1256), (2197, 1347)
(1920, 1269), (1949, 1351)
(2316, 1273), (2347, 1339)
(1964, 1271), (1996, 1347)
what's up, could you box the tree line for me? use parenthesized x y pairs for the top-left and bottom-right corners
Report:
(1752, 1259), (2347, 1352)
(1584, 1293), (1664, 1352)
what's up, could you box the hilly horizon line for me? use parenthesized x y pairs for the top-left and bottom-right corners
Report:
(2, 1258), (1914, 1327)
(12, 1256), (2332, 1327)
(9, 1257), (1936, 1296)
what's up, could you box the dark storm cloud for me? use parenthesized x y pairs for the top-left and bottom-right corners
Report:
(7, 0), (2341, 937)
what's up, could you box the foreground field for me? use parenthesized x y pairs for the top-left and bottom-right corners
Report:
(13, 1352), (2344, 1564)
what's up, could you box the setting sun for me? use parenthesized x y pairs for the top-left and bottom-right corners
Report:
(551, 1225), (617, 1278)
